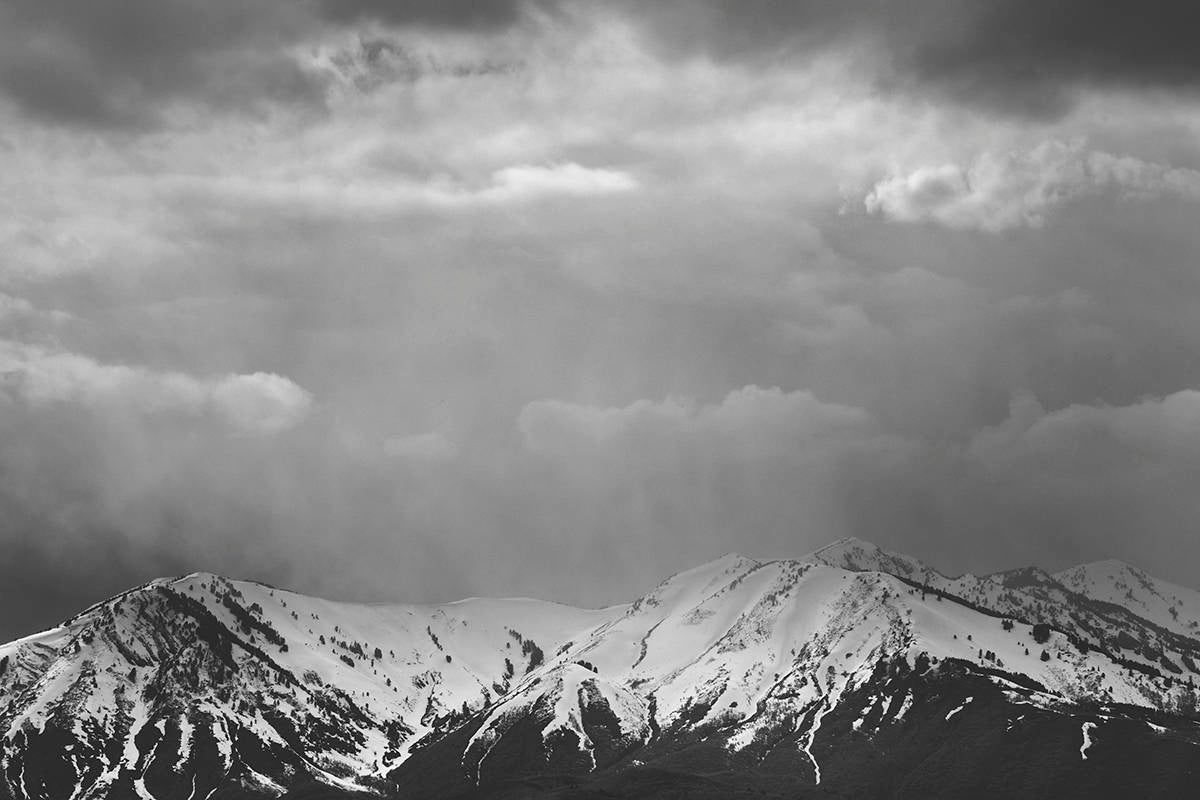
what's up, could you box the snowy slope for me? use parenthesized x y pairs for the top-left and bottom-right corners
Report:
(809, 537), (937, 583)
(1056, 560), (1200, 640)
(812, 538), (1200, 683)
(3, 542), (1200, 799)
(456, 549), (1198, 785)
(0, 573), (617, 798)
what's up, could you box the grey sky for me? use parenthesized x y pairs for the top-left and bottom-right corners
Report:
(2, 1), (1200, 639)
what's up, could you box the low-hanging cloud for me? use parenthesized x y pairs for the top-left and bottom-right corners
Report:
(864, 140), (1200, 231)
(966, 390), (1200, 476)
(520, 386), (879, 458)
(154, 162), (638, 226)
(921, 389), (1200, 571)
(482, 163), (638, 202)
(0, 343), (311, 435)
(518, 386), (916, 561)
(517, 382), (1200, 584)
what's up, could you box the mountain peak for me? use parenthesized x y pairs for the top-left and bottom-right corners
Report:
(1070, 557), (1137, 573)
(810, 536), (879, 556)
(806, 536), (938, 581)
(659, 551), (761, 585)
(1055, 557), (1200, 639)
(629, 551), (761, 614)
(1054, 558), (1162, 591)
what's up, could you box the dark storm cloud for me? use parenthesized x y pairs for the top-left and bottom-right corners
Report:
(313, 0), (534, 30)
(7, 0), (1200, 128)
(0, 0), (323, 128)
(905, 1), (1200, 116)
(626, 0), (1200, 117)
(0, 0), (550, 129)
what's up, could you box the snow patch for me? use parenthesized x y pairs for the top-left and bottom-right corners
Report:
(1080, 721), (1096, 760)
(892, 691), (913, 722)
(945, 696), (973, 721)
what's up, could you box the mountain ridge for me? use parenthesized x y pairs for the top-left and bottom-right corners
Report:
(3, 540), (1199, 799)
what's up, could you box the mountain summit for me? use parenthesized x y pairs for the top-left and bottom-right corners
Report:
(2, 543), (1199, 799)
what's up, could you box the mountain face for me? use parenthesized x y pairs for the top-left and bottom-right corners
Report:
(2, 541), (1199, 799)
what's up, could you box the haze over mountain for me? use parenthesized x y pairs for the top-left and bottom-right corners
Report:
(3, 538), (1198, 798)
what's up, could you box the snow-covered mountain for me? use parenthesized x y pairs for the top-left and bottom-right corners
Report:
(3, 539), (1199, 799)
(1057, 559), (1200, 640)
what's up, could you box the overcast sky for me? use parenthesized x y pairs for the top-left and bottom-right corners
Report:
(3, 1), (1200, 639)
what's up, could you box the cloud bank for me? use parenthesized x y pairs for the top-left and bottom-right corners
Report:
(6, 1), (1200, 129)
(2, 0), (1200, 640)
(866, 141), (1200, 231)
(1, 344), (311, 434)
